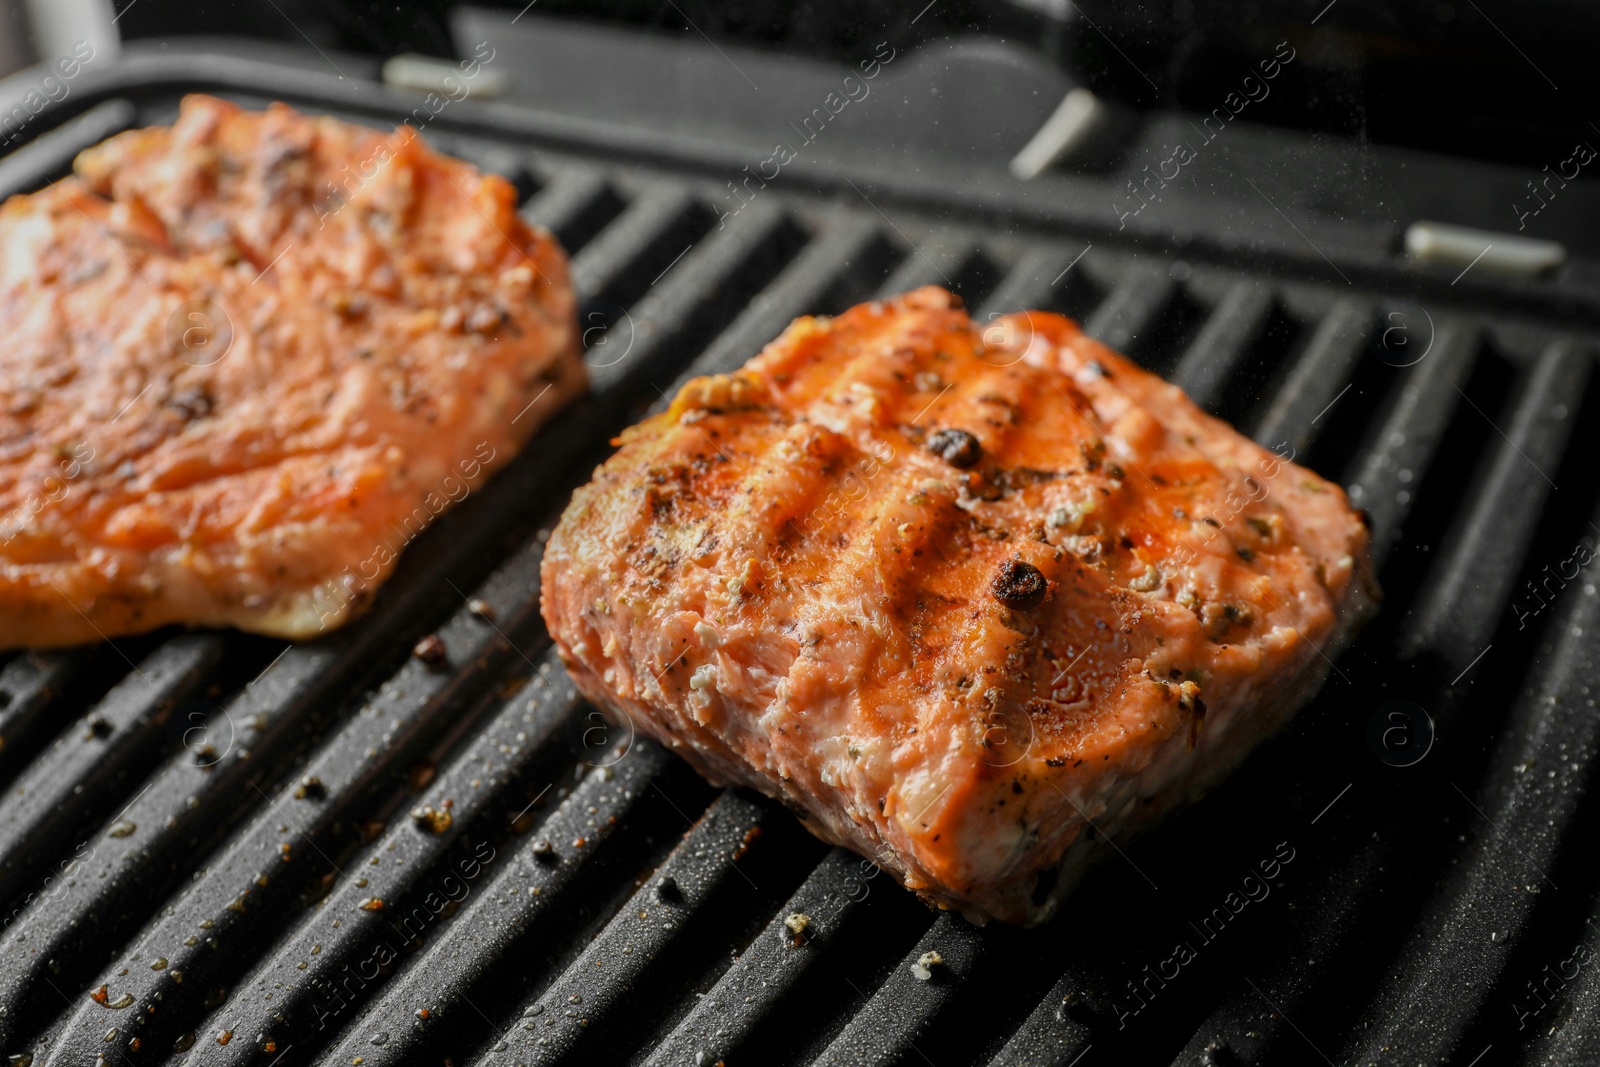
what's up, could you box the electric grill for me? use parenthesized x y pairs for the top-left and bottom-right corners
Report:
(1, 7), (1599, 1065)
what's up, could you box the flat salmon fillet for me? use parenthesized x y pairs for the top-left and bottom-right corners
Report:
(0, 95), (581, 647)
(541, 286), (1375, 924)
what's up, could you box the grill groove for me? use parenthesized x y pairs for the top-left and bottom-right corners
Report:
(0, 635), (224, 913)
(1169, 282), (1276, 411)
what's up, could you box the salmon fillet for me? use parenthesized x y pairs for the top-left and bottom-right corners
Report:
(541, 286), (1375, 924)
(0, 95), (581, 647)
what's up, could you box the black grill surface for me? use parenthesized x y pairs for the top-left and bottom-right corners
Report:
(1, 39), (1598, 1067)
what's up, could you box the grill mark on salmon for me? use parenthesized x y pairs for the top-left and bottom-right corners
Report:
(542, 286), (1376, 924)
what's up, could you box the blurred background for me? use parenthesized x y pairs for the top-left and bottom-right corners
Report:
(0, 0), (1597, 255)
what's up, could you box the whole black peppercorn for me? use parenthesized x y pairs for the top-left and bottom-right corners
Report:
(926, 428), (982, 468)
(412, 634), (448, 666)
(992, 558), (1048, 608)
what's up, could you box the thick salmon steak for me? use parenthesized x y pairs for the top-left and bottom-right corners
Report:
(0, 95), (581, 647)
(541, 286), (1375, 923)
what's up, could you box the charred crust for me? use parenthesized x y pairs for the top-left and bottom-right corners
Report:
(993, 467), (1062, 491)
(1179, 680), (1207, 749)
(166, 387), (215, 422)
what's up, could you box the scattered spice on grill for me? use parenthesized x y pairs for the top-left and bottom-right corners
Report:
(532, 839), (556, 860)
(992, 558), (1048, 608)
(926, 428), (982, 468)
(911, 949), (944, 980)
(358, 897), (385, 911)
(412, 634), (448, 666)
(783, 912), (811, 946)
(410, 805), (453, 833)
(468, 598), (497, 622)
(85, 716), (113, 740)
(293, 775), (326, 800)
(732, 823), (763, 861)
